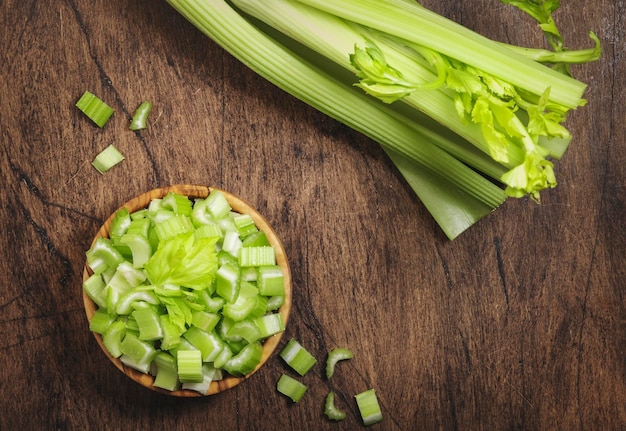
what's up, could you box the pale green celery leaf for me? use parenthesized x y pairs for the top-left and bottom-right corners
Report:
(144, 232), (218, 290)
(501, 151), (556, 201)
(161, 296), (193, 332)
(350, 42), (415, 103)
(471, 97), (511, 163)
(445, 67), (484, 95)
(527, 87), (571, 139)
(354, 82), (414, 104)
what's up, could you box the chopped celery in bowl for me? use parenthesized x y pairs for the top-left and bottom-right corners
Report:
(82, 184), (292, 396)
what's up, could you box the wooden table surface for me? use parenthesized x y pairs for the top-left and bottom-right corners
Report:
(1, 1), (624, 429)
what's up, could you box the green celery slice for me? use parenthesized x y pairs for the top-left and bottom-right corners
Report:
(280, 338), (317, 376)
(239, 246), (276, 267)
(277, 374), (308, 402)
(257, 265), (285, 296)
(132, 307), (163, 341)
(355, 388), (383, 426)
(83, 273), (107, 309)
(102, 319), (127, 358)
(183, 327), (225, 362)
(89, 308), (117, 334)
(130, 101), (153, 131)
(91, 144), (125, 174)
(76, 90), (114, 128)
(255, 313), (285, 338)
(325, 347), (353, 378)
(152, 352), (180, 391)
(119, 333), (157, 373)
(223, 341), (263, 376)
(177, 349), (203, 383)
(324, 391), (347, 421)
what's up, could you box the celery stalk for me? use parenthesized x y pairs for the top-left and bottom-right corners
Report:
(166, 0), (508, 239)
(295, 0), (586, 108)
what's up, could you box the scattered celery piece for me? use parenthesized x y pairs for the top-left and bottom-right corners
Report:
(280, 338), (317, 376)
(277, 374), (308, 403)
(76, 90), (114, 128)
(324, 391), (346, 421)
(325, 347), (353, 379)
(355, 388), (383, 426)
(129, 101), (152, 131)
(91, 144), (125, 174)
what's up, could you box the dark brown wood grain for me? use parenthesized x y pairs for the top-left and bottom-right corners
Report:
(1, 0), (624, 429)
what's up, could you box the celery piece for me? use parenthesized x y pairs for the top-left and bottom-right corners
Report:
(213, 344), (233, 369)
(226, 319), (261, 344)
(277, 374), (308, 403)
(89, 308), (117, 334)
(132, 307), (163, 341)
(215, 262), (240, 303)
(182, 363), (218, 393)
(233, 213), (258, 237)
(119, 333), (157, 374)
(159, 314), (182, 351)
(92, 144), (125, 174)
(205, 190), (232, 219)
(152, 352), (180, 391)
(162, 192), (194, 216)
(177, 349), (203, 383)
(115, 289), (160, 315)
(266, 295), (285, 312)
(242, 231), (269, 247)
(102, 319), (127, 358)
(255, 313), (285, 339)
(223, 341), (263, 376)
(222, 281), (259, 321)
(191, 310), (221, 332)
(153, 214), (194, 241)
(76, 90), (114, 128)
(87, 237), (125, 271)
(194, 223), (222, 241)
(239, 246), (276, 267)
(129, 101), (152, 131)
(221, 230), (243, 258)
(115, 261), (147, 287)
(119, 233), (152, 269)
(105, 271), (133, 314)
(355, 389), (383, 426)
(257, 265), (284, 296)
(109, 208), (131, 239)
(280, 338), (317, 376)
(197, 291), (226, 313)
(324, 391), (346, 421)
(325, 347), (353, 379)
(183, 327), (225, 362)
(83, 273), (107, 309)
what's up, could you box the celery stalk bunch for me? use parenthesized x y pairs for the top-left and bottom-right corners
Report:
(165, 0), (599, 239)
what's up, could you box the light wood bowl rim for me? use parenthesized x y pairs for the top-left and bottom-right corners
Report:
(82, 184), (292, 397)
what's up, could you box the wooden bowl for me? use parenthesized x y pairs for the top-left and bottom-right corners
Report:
(83, 184), (292, 396)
